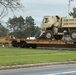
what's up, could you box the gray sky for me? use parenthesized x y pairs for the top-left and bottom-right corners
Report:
(2, 0), (76, 27)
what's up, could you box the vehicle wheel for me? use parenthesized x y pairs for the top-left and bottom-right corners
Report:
(70, 30), (76, 40)
(54, 35), (63, 40)
(45, 30), (53, 40)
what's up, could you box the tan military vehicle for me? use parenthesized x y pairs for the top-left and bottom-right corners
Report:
(40, 16), (76, 40)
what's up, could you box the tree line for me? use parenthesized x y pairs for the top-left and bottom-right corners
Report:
(0, 16), (40, 39)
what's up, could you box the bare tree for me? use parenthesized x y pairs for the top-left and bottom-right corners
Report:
(0, 0), (23, 19)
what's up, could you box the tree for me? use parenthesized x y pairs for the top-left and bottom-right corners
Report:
(7, 16), (25, 32)
(0, 23), (8, 37)
(7, 16), (40, 39)
(70, 7), (76, 18)
(25, 16), (36, 37)
(0, 0), (22, 19)
(7, 16), (25, 38)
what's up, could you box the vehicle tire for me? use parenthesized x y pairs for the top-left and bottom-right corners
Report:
(54, 35), (63, 40)
(70, 30), (76, 40)
(45, 30), (53, 40)
(12, 40), (18, 47)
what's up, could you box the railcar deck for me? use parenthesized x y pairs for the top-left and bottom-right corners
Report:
(12, 39), (76, 48)
(0, 38), (76, 48)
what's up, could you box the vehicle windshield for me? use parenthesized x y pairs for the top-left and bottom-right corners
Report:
(43, 18), (49, 23)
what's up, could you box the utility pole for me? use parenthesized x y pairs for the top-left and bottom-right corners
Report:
(68, 0), (74, 18)
(68, 0), (70, 18)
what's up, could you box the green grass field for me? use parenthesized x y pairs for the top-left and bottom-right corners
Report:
(0, 46), (76, 66)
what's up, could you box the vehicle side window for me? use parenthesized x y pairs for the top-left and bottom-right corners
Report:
(43, 18), (49, 23)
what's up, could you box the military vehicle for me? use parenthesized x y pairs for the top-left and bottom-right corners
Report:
(39, 16), (76, 40)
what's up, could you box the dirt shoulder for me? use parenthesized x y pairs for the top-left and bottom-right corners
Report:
(0, 61), (76, 70)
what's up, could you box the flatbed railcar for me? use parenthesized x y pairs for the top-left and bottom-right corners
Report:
(0, 38), (76, 49)
(11, 39), (76, 49)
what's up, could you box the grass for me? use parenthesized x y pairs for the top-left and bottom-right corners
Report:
(0, 46), (76, 66)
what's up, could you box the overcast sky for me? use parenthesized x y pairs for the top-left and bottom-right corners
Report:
(2, 0), (76, 27)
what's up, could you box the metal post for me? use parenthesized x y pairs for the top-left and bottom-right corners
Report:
(68, 0), (70, 18)
(68, 0), (74, 18)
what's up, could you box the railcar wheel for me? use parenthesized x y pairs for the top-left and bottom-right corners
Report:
(31, 44), (37, 49)
(19, 40), (26, 48)
(12, 40), (18, 47)
(25, 44), (31, 48)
